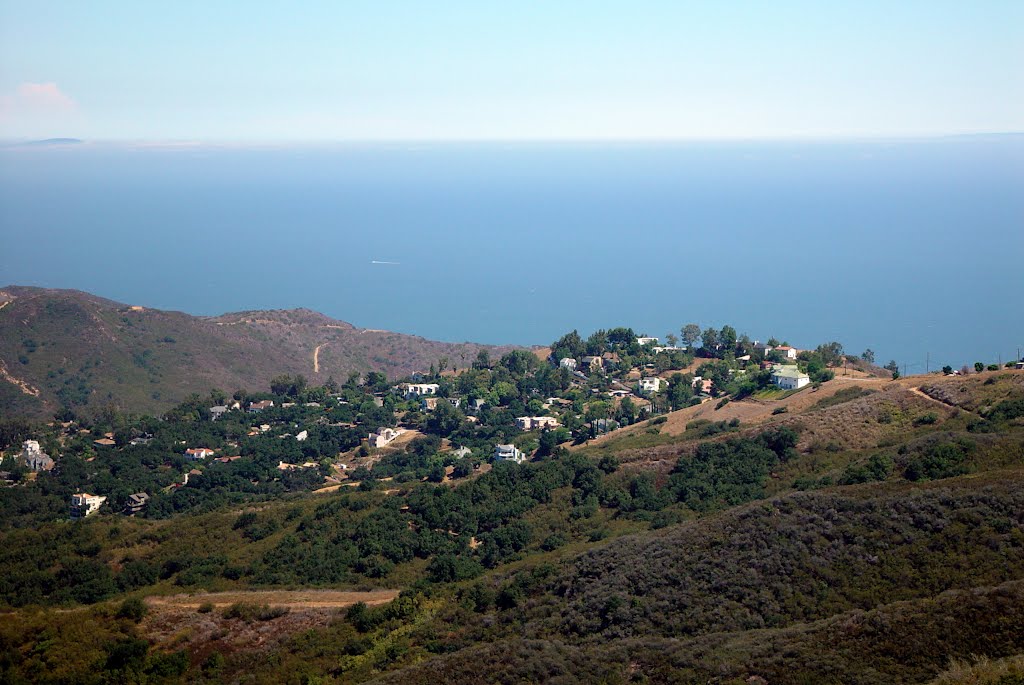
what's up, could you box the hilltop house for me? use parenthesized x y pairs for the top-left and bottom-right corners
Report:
(515, 416), (560, 431)
(494, 444), (526, 464)
(184, 447), (215, 461)
(210, 405), (229, 420)
(402, 383), (440, 399)
(93, 438), (116, 448)
(636, 337), (659, 346)
(559, 357), (577, 371)
(70, 493), (106, 519)
(369, 427), (404, 448)
(422, 397), (440, 411)
(20, 440), (54, 472)
(123, 492), (149, 516)
(638, 377), (666, 395)
(774, 346), (798, 360)
(771, 366), (810, 390)
(248, 400), (275, 413)
(581, 356), (604, 372)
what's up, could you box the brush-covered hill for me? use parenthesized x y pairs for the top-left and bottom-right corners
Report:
(0, 286), (517, 418)
(1, 370), (1023, 683)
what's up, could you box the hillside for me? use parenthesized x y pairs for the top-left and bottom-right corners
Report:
(0, 286), (517, 417)
(0, 367), (1022, 683)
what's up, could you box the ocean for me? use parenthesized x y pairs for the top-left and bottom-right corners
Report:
(1, 138), (1022, 370)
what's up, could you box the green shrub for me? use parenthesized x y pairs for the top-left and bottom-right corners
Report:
(116, 597), (148, 622)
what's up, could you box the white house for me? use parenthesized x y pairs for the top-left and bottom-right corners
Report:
(771, 366), (810, 390)
(774, 346), (798, 360)
(638, 377), (665, 395)
(515, 416), (560, 431)
(403, 383), (440, 399)
(184, 447), (215, 461)
(368, 427), (404, 448)
(494, 444), (526, 464)
(295, 430), (308, 442)
(559, 357), (577, 371)
(636, 337), (659, 346)
(20, 440), (54, 472)
(248, 400), (275, 413)
(210, 405), (229, 421)
(70, 493), (106, 519)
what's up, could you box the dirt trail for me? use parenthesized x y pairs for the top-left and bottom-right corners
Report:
(0, 360), (40, 396)
(313, 344), (323, 374)
(145, 589), (399, 610)
(908, 386), (978, 415)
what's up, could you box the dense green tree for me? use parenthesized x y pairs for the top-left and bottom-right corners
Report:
(719, 325), (737, 352)
(701, 328), (719, 354)
(681, 323), (701, 347)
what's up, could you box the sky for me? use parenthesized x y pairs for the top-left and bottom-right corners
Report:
(1, 1), (1022, 141)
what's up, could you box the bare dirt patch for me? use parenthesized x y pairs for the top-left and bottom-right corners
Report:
(146, 589), (398, 610)
(142, 589), (399, 657)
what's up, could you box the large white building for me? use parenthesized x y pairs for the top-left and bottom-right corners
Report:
(494, 444), (526, 464)
(402, 383), (440, 399)
(771, 366), (810, 390)
(515, 416), (560, 431)
(638, 377), (666, 395)
(368, 427), (404, 448)
(20, 440), (54, 471)
(70, 493), (106, 519)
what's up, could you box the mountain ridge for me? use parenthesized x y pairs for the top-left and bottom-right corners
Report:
(0, 286), (519, 418)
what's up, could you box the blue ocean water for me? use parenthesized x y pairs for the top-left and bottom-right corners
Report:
(1, 138), (1021, 370)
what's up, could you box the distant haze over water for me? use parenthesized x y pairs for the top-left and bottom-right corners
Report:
(1, 138), (1022, 370)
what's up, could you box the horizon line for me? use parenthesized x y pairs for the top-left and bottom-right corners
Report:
(2, 131), (1023, 148)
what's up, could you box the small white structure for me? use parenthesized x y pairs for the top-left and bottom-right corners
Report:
(636, 337), (659, 346)
(70, 493), (106, 519)
(210, 405), (229, 421)
(20, 440), (54, 472)
(494, 444), (526, 464)
(450, 446), (473, 459)
(184, 447), (215, 461)
(559, 357), (577, 371)
(515, 416), (560, 431)
(771, 366), (810, 390)
(368, 427), (404, 448)
(638, 377), (665, 395)
(651, 346), (684, 354)
(295, 430), (308, 442)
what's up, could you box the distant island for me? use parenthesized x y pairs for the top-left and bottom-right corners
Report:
(3, 137), (84, 147)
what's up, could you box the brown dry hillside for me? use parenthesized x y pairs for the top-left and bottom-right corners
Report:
(0, 286), (520, 417)
(579, 370), (1024, 472)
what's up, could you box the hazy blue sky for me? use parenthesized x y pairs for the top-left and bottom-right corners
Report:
(1, 1), (1022, 141)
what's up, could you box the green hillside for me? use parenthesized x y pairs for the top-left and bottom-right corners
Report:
(1, 331), (1023, 683)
